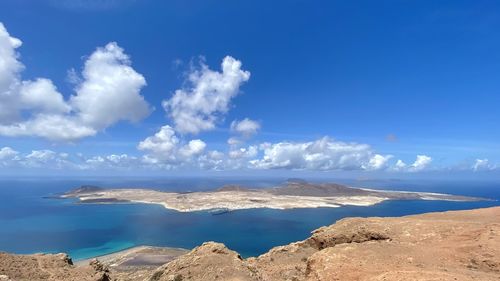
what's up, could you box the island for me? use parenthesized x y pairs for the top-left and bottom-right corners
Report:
(58, 180), (486, 212)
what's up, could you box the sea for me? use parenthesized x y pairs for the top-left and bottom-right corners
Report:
(0, 177), (498, 261)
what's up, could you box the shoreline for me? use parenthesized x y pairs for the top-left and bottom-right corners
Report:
(74, 245), (189, 269)
(73, 244), (140, 265)
(59, 181), (487, 213)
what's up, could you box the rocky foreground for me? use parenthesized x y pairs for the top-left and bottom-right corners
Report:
(1, 207), (499, 281)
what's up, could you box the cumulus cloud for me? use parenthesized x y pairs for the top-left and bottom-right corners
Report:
(394, 159), (407, 171)
(162, 56), (250, 134)
(197, 150), (224, 169)
(70, 42), (151, 130)
(248, 137), (390, 171)
(363, 154), (393, 171)
(179, 139), (207, 158)
(0, 23), (24, 123)
(410, 155), (432, 171)
(230, 118), (260, 137)
(0, 114), (96, 140)
(0, 23), (151, 141)
(393, 155), (433, 172)
(138, 125), (206, 164)
(19, 79), (71, 114)
(138, 126), (179, 156)
(227, 118), (260, 163)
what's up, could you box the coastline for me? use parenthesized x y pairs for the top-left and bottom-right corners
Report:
(59, 181), (487, 213)
(74, 244), (139, 265)
(74, 245), (189, 269)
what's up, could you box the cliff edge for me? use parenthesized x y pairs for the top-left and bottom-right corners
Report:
(1, 207), (499, 281)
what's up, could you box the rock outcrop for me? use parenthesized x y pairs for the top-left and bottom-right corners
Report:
(144, 207), (500, 281)
(0, 252), (110, 281)
(147, 242), (261, 281)
(1, 207), (499, 280)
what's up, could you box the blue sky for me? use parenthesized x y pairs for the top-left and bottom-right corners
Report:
(0, 0), (499, 177)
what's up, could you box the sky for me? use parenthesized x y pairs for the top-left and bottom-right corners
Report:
(0, 0), (499, 178)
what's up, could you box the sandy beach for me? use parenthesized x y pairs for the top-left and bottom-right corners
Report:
(75, 245), (188, 271)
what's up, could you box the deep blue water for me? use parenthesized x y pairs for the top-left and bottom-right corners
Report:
(0, 177), (498, 261)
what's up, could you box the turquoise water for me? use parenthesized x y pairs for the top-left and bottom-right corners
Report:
(0, 177), (498, 261)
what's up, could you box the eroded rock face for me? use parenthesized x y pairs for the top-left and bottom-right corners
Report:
(251, 207), (500, 281)
(308, 218), (390, 250)
(302, 208), (500, 281)
(0, 252), (110, 281)
(147, 242), (262, 281)
(1, 207), (499, 281)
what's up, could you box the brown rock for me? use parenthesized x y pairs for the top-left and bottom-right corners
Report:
(0, 252), (112, 281)
(303, 207), (500, 281)
(147, 242), (262, 281)
(249, 207), (500, 281)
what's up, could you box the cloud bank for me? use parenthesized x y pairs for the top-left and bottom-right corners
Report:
(1, 143), (487, 175)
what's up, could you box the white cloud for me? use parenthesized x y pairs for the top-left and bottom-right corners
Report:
(0, 148), (142, 171)
(25, 149), (57, 161)
(70, 42), (151, 130)
(0, 22), (24, 123)
(227, 137), (242, 146)
(472, 159), (496, 171)
(162, 56), (250, 134)
(2, 144), (491, 175)
(393, 155), (433, 172)
(21, 149), (75, 169)
(198, 150), (225, 170)
(229, 145), (258, 159)
(0, 114), (96, 140)
(138, 125), (206, 164)
(179, 139), (207, 158)
(84, 154), (139, 170)
(0, 23), (151, 141)
(138, 125), (179, 156)
(0, 23), (22, 92)
(66, 68), (82, 84)
(249, 137), (387, 171)
(0, 147), (19, 166)
(394, 159), (407, 171)
(410, 155), (432, 172)
(19, 79), (71, 114)
(230, 118), (260, 137)
(363, 154), (393, 171)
